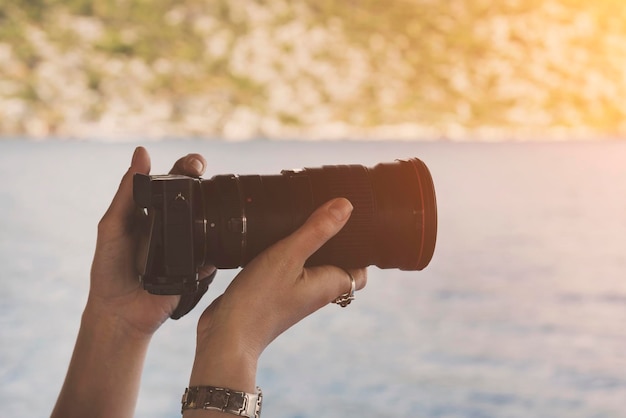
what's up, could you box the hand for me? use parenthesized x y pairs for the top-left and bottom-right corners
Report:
(87, 147), (215, 337)
(187, 197), (367, 396)
(53, 147), (217, 418)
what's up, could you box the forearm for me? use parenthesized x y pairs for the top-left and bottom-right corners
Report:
(51, 302), (152, 418)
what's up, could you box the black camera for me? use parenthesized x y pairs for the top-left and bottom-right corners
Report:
(133, 158), (437, 296)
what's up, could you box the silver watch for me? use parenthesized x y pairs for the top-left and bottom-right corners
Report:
(181, 385), (262, 417)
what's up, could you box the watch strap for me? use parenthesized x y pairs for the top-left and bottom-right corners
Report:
(181, 385), (262, 417)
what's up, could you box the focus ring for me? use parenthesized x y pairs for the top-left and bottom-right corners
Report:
(308, 165), (376, 267)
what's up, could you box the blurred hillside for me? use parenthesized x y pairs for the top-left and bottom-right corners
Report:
(1, 0), (625, 140)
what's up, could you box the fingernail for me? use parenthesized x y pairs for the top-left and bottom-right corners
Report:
(187, 157), (204, 173)
(328, 199), (353, 222)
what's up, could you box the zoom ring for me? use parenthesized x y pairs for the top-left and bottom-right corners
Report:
(324, 165), (376, 266)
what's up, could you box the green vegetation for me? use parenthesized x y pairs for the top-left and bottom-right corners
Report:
(0, 0), (624, 139)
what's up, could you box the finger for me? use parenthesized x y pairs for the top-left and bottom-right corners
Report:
(102, 146), (151, 223)
(169, 153), (207, 177)
(304, 266), (367, 306)
(279, 198), (353, 265)
(343, 268), (367, 292)
(198, 264), (217, 283)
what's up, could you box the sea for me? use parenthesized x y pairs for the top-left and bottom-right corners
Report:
(1, 139), (625, 418)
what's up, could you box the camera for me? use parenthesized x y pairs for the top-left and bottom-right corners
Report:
(133, 158), (437, 295)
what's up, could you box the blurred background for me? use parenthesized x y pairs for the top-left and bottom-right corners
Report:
(1, 1), (626, 418)
(1, 0), (625, 140)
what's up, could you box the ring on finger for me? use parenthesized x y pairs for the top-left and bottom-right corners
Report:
(332, 269), (356, 308)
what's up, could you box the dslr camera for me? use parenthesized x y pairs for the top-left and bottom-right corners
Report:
(133, 158), (437, 296)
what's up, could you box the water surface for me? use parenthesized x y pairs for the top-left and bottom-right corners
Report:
(1, 139), (625, 417)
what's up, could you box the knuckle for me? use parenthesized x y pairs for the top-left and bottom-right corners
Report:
(169, 156), (189, 174)
(254, 239), (300, 275)
(269, 244), (300, 273)
(356, 269), (368, 290)
(170, 154), (205, 176)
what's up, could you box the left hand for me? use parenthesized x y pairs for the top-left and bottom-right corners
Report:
(187, 197), (367, 396)
(87, 147), (215, 337)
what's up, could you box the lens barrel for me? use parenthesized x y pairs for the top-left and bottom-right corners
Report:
(197, 158), (437, 271)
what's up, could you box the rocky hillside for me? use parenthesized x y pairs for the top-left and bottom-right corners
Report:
(1, 0), (625, 140)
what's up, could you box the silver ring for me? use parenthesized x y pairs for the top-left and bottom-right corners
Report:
(332, 270), (356, 307)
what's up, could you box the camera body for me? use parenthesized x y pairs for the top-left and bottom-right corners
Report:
(134, 174), (204, 295)
(134, 158), (438, 296)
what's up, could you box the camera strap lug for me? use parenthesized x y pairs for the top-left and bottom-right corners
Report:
(170, 269), (217, 320)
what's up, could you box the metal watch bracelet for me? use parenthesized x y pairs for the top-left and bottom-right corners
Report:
(181, 385), (262, 417)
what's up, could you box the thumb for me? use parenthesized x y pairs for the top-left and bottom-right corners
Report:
(103, 146), (151, 222)
(282, 198), (353, 264)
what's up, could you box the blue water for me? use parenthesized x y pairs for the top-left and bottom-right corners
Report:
(1, 139), (626, 417)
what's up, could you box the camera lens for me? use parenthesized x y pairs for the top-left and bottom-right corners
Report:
(197, 158), (437, 271)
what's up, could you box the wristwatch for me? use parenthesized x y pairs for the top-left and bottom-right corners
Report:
(181, 385), (262, 417)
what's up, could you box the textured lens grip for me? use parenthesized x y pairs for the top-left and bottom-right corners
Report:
(305, 165), (376, 268)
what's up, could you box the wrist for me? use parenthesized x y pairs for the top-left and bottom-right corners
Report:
(190, 333), (258, 393)
(82, 298), (154, 344)
(51, 300), (152, 418)
(182, 386), (262, 418)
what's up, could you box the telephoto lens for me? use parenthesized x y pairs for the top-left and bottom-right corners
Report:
(134, 158), (437, 295)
